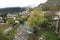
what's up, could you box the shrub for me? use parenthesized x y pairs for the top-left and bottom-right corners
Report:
(7, 18), (15, 24)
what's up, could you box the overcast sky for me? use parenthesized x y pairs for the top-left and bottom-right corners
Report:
(0, 0), (47, 8)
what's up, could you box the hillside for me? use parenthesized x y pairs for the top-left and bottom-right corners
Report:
(38, 0), (60, 11)
(0, 7), (26, 13)
(43, 0), (60, 7)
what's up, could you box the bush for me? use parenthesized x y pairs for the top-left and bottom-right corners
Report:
(38, 30), (58, 40)
(28, 8), (46, 28)
(7, 18), (15, 24)
(16, 16), (27, 24)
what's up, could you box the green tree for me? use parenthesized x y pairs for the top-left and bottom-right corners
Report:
(27, 8), (46, 28)
(7, 18), (15, 24)
(16, 16), (27, 24)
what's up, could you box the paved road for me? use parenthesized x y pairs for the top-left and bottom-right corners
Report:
(13, 22), (32, 40)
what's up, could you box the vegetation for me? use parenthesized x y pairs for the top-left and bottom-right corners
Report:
(43, 13), (53, 27)
(38, 30), (58, 40)
(27, 7), (58, 40)
(42, 6), (60, 11)
(28, 8), (46, 28)
(0, 28), (16, 40)
(0, 22), (20, 40)
(16, 16), (27, 24)
(28, 29), (58, 40)
(0, 1), (60, 40)
(7, 18), (15, 24)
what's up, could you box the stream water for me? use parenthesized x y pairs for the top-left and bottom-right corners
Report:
(13, 22), (32, 40)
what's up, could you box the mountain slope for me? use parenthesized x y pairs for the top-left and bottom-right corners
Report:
(41, 0), (60, 7)
(38, 0), (60, 10)
(0, 7), (26, 13)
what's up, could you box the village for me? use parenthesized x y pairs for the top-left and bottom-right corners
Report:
(0, 0), (60, 40)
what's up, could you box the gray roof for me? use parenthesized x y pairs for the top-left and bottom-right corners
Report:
(7, 14), (17, 17)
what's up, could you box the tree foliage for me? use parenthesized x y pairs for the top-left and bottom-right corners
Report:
(16, 16), (27, 24)
(27, 8), (46, 28)
(7, 18), (15, 24)
(42, 5), (60, 11)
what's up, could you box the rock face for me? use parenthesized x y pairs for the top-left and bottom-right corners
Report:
(39, 0), (60, 7)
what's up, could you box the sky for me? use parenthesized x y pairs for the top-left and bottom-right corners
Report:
(0, 0), (47, 8)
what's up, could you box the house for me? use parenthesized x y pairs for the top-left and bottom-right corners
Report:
(22, 10), (30, 16)
(19, 10), (31, 17)
(19, 8), (31, 16)
(7, 14), (18, 20)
